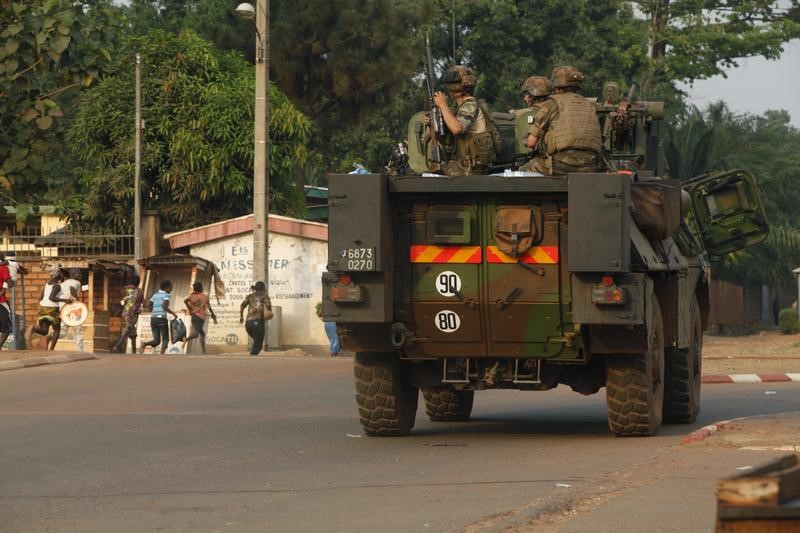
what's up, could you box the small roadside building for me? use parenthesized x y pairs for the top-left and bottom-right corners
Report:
(164, 214), (329, 353)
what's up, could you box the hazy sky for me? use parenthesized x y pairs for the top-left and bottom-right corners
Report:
(684, 39), (800, 127)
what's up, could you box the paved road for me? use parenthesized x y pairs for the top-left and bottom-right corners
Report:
(1, 356), (798, 532)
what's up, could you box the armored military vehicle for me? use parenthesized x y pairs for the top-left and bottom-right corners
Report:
(321, 92), (768, 437)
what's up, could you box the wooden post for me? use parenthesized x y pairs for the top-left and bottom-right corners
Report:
(86, 270), (95, 352)
(102, 274), (109, 311)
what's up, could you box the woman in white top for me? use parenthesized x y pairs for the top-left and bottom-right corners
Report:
(29, 269), (74, 350)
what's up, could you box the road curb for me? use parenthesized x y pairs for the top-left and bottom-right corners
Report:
(0, 353), (99, 372)
(701, 373), (800, 384)
(681, 420), (734, 444)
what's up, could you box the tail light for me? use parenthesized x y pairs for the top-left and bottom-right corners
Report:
(592, 275), (626, 305)
(330, 274), (364, 303)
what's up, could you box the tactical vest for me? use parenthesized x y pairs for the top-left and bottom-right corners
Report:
(544, 92), (602, 155)
(454, 97), (495, 169)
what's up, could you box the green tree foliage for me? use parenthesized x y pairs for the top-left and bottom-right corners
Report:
(0, 0), (123, 203)
(663, 107), (714, 181)
(123, 0), (252, 61)
(444, 0), (649, 112)
(66, 30), (312, 231)
(270, 0), (433, 124)
(633, 0), (800, 95)
(121, 0), (434, 124)
(118, 1), (436, 174)
(778, 308), (799, 334)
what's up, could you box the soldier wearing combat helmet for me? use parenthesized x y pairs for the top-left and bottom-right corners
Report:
(510, 76), (553, 117)
(521, 66), (602, 174)
(430, 65), (496, 176)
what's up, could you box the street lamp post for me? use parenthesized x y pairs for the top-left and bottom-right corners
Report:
(236, 2), (269, 288)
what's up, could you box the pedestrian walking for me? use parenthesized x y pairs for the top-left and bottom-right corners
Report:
(316, 301), (339, 357)
(113, 275), (144, 353)
(239, 281), (271, 356)
(183, 281), (217, 354)
(2, 252), (25, 350)
(0, 255), (12, 349)
(28, 268), (73, 350)
(60, 268), (84, 351)
(141, 280), (177, 354)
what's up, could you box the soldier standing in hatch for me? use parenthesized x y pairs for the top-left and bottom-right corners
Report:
(520, 66), (602, 174)
(600, 81), (622, 151)
(429, 65), (495, 176)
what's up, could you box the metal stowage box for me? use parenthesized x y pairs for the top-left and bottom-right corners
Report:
(327, 173), (392, 273)
(567, 173), (631, 272)
(325, 173), (393, 323)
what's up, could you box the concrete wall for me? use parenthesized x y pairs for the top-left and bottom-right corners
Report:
(190, 232), (328, 351)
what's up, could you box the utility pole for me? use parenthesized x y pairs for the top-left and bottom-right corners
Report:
(134, 53), (142, 270)
(252, 0), (270, 288)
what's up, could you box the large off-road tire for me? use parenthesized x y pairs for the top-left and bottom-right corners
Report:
(422, 385), (474, 422)
(354, 352), (419, 436)
(605, 299), (665, 436)
(663, 297), (702, 424)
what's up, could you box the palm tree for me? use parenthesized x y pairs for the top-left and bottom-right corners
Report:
(663, 106), (715, 181)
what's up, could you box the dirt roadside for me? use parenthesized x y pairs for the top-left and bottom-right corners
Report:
(2, 330), (800, 375)
(701, 330), (800, 375)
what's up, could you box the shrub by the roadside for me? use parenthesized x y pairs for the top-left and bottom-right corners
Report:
(778, 308), (799, 334)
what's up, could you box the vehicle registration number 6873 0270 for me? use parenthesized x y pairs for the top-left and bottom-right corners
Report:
(341, 247), (376, 271)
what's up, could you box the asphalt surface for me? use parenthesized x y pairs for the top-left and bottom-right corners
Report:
(1, 355), (798, 532)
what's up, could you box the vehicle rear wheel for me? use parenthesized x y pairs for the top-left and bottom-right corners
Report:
(422, 385), (474, 421)
(663, 297), (702, 423)
(605, 298), (665, 436)
(354, 352), (419, 436)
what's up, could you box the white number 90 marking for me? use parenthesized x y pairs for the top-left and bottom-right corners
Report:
(435, 271), (461, 297)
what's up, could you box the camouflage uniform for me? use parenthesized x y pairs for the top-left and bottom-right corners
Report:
(600, 81), (621, 151)
(441, 96), (494, 176)
(520, 67), (602, 174)
(435, 66), (496, 177)
(517, 76), (553, 152)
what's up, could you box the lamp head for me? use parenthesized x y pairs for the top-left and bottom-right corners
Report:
(235, 2), (256, 21)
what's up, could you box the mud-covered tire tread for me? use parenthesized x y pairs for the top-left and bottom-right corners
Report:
(605, 300), (665, 437)
(354, 352), (418, 436)
(422, 386), (474, 421)
(663, 298), (702, 424)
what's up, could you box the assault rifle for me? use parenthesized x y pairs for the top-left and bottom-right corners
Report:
(425, 34), (444, 170)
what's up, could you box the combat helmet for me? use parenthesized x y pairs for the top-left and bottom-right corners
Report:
(442, 65), (477, 92)
(521, 76), (553, 98)
(551, 66), (584, 89)
(602, 81), (621, 104)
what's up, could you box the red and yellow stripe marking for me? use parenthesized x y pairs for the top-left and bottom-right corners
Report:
(410, 245), (482, 264)
(486, 245), (559, 264)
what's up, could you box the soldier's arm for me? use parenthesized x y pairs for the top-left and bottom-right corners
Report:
(526, 101), (555, 149)
(434, 91), (464, 135)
